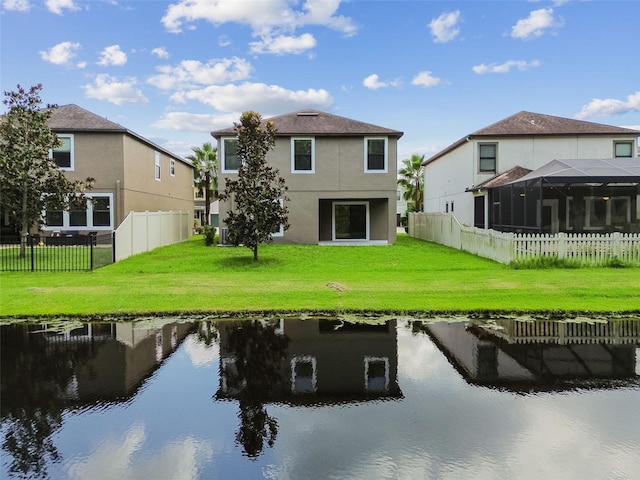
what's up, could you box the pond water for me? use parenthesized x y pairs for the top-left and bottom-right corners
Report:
(1, 316), (639, 480)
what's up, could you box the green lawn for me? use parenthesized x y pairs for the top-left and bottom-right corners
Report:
(1, 234), (638, 318)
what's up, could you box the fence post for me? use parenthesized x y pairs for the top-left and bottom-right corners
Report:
(558, 232), (566, 259)
(612, 232), (620, 259)
(29, 235), (35, 272)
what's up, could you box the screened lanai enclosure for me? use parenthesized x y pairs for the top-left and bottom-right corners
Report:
(487, 158), (640, 234)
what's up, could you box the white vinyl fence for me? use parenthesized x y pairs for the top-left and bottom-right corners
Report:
(114, 210), (191, 262)
(409, 212), (640, 266)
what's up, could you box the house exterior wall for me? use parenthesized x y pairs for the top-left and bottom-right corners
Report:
(218, 135), (399, 244)
(42, 131), (192, 234)
(122, 135), (193, 219)
(424, 134), (640, 228)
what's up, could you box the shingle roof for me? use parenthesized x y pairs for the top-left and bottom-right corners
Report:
(48, 104), (127, 132)
(467, 165), (532, 192)
(472, 111), (640, 136)
(424, 111), (640, 166)
(48, 104), (191, 166)
(210, 109), (403, 138)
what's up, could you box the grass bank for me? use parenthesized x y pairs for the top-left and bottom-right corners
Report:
(1, 234), (638, 318)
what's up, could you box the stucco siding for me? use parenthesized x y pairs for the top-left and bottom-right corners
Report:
(122, 136), (193, 217)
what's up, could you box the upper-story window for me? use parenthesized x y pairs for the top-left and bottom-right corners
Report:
(479, 143), (497, 173)
(291, 137), (315, 173)
(170, 158), (176, 176)
(154, 151), (161, 181)
(614, 141), (633, 158)
(364, 137), (388, 173)
(51, 134), (74, 170)
(221, 137), (240, 173)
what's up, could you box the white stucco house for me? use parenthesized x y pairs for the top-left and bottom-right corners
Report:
(422, 111), (640, 234)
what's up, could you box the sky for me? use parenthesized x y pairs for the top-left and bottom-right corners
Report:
(1, 0), (639, 162)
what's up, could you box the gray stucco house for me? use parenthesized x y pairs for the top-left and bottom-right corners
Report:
(211, 110), (403, 244)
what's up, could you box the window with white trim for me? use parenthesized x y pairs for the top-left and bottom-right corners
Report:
(364, 137), (388, 172)
(364, 356), (389, 392)
(291, 356), (317, 394)
(614, 141), (633, 158)
(51, 134), (74, 170)
(170, 159), (176, 176)
(291, 137), (315, 173)
(43, 193), (114, 230)
(155, 151), (161, 181)
(479, 143), (497, 173)
(221, 137), (240, 172)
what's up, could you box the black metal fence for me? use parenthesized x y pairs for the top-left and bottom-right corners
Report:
(0, 233), (114, 272)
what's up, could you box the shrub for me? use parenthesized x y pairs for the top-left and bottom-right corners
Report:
(203, 225), (216, 246)
(510, 255), (581, 269)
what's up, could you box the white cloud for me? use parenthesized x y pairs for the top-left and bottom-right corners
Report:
(151, 111), (238, 132)
(160, 0), (356, 56)
(83, 74), (149, 105)
(363, 74), (384, 90)
(147, 57), (252, 90)
(250, 33), (317, 55)
(411, 71), (443, 88)
(39, 41), (81, 66)
(151, 47), (170, 59)
(45, 0), (79, 15)
(511, 8), (562, 40)
(472, 59), (541, 74)
(161, 0), (356, 35)
(97, 45), (127, 66)
(363, 74), (401, 90)
(429, 10), (460, 43)
(575, 91), (640, 119)
(170, 82), (332, 114)
(2, 0), (30, 11)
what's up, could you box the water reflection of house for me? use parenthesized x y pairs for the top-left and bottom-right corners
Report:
(16, 321), (195, 403)
(420, 319), (640, 391)
(216, 318), (403, 404)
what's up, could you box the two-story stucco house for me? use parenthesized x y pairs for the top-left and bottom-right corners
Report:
(35, 104), (193, 235)
(423, 111), (640, 233)
(211, 110), (403, 244)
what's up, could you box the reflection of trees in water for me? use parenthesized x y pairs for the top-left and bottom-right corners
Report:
(0, 325), (96, 479)
(221, 320), (289, 458)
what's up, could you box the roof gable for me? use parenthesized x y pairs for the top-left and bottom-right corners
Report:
(472, 111), (640, 136)
(211, 109), (403, 138)
(48, 104), (127, 132)
(424, 111), (640, 166)
(47, 104), (191, 166)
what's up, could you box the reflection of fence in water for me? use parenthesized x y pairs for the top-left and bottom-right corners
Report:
(484, 318), (640, 345)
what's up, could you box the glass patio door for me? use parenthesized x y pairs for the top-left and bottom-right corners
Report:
(333, 202), (369, 240)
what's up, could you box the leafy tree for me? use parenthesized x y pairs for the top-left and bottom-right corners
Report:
(187, 142), (218, 227)
(397, 153), (425, 212)
(219, 111), (289, 261)
(0, 84), (93, 256)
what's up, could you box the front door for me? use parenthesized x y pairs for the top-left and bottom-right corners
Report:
(333, 202), (369, 241)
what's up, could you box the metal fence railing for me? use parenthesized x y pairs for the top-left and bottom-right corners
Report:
(0, 233), (114, 272)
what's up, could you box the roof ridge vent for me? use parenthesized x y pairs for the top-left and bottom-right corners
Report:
(297, 111), (318, 116)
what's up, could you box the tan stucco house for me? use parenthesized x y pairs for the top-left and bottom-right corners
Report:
(38, 104), (193, 235)
(423, 111), (640, 233)
(211, 110), (403, 244)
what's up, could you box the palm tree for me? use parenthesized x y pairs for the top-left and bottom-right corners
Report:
(187, 142), (218, 226)
(397, 153), (425, 212)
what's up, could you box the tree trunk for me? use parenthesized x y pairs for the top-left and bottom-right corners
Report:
(203, 175), (211, 226)
(253, 245), (258, 261)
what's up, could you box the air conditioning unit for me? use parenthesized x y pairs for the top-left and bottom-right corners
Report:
(219, 228), (229, 245)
